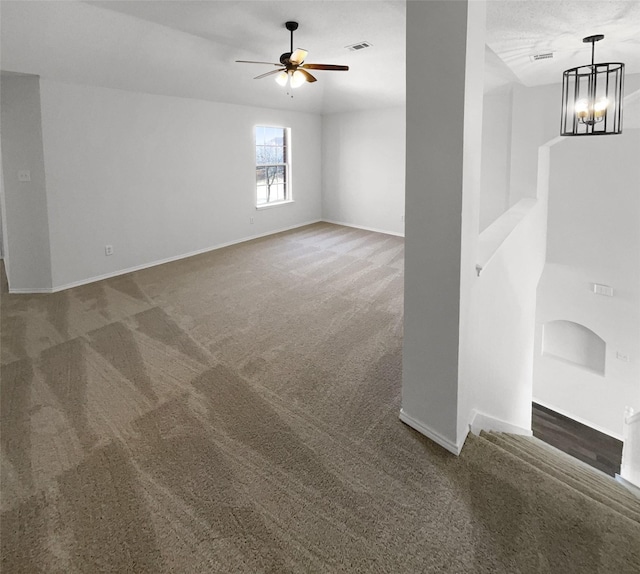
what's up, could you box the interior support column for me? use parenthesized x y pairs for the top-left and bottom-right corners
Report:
(401, 0), (486, 454)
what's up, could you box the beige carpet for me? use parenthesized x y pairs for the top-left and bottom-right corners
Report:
(1, 222), (639, 573)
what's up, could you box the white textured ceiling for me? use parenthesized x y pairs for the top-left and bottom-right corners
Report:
(485, 0), (640, 88)
(0, 0), (406, 114)
(1, 1), (639, 114)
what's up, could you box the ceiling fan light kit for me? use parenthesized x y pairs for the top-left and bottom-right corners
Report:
(560, 34), (625, 136)
(236, 21), (349, 92)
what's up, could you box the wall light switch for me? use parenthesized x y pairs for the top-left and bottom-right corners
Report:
(18, 170), (31, 182)
(593, 283), (614, 297)
(616, 351), (629, 362)
(105, 245), (113, 256)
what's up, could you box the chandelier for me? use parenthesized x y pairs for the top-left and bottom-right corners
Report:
(560, 35), (624, 136)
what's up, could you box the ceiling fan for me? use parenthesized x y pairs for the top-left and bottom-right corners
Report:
(236, 21), (349, 89)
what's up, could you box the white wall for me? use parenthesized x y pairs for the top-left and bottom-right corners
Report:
(403, 0), (565, 452)
(507, 75), (640, 208)
(534, 130), (640, 438)
(480, 85), (512, 231)
(621, 409), (640, 487)
(37, 80), (322, 289)
(508, 83), (558, 205)
(322, 107), (405, 235)
(0, 155), (5, 259)
(463, 195), (547, 436)
(403, 0), (486, 454)
(0, 74), (52, 290)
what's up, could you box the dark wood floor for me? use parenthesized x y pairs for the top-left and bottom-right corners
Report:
(532, 403), (623, 477)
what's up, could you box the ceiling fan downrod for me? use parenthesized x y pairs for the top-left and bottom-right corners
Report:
(280, 21), (299, 65)
(286, 21), (298, 54)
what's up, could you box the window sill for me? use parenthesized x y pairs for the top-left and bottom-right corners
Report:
(255, 200), (295, 210)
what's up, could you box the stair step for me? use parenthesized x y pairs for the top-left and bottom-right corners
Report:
(464, 432), (640, 562)
(483, 432), (622, 506)
(507, 434), (640, 506)
(502, 433), (640, 512)
(485, 432), (640, 512)
(480, 431), (640, 524)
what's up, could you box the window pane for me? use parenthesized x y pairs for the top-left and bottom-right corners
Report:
(255, 126), (265, 146)
(275, 165), (285, 184)
(266, 166), (276, 183)
(257, 185), (267, 204)
(266, 147), (280, 164)
(256, 167), (266, 185)
(257, 146), (283, 165)
(265, 127), (280, 145)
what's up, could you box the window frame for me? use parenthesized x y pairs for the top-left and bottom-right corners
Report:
(254, 125), (293, 209)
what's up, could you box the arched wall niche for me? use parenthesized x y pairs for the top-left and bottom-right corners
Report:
(542, 320), (606, 375)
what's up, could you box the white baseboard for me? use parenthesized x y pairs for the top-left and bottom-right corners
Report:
(532, 398), (623, 441)
(322, 219), (404, 238)
(8, 287), (53, 294)
(399, 409), (465, 455)
(469, 410), (533, 437)
(9, 219), (322, 294)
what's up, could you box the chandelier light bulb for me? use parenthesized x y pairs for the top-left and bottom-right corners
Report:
(574, 97), (610, 125)
(594, 97), (609, 119)
(275, 71), (289, 87)
(575, 99), (589, 120)
(290, 70), (306, 89)
(594, 97), (609, 111)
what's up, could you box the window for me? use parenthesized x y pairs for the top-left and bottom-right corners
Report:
(255, 126), (290, 206)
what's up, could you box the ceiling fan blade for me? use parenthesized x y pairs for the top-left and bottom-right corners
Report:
(236, 60), (281, 66)
(254, 68), (285, 80)
(297, 69), (317, 83)
(289, 48), (308, 65)
(302, 64), (349, 71)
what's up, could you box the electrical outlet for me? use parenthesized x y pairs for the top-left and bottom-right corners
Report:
(250, 217), (254, 224)
(616, 351), (629, 362)
(18, 170), (31, 182)
(105, 245), (113, 256)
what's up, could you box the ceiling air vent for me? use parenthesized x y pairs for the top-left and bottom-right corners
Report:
(529, 52), (554, 62)
(346, 41), (372, 52)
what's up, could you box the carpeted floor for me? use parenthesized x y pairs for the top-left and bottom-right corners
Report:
(1, 222), (639, 572)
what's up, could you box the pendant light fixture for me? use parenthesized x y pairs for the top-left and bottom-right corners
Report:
(560, 34), (624, 136)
